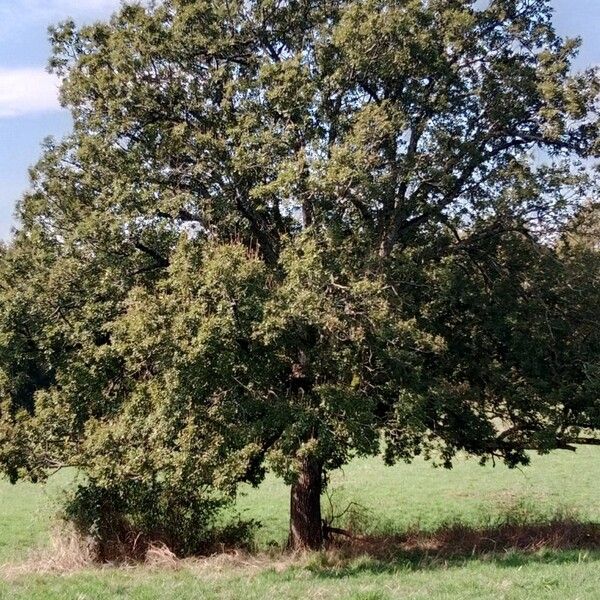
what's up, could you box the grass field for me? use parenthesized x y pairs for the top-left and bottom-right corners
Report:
(1, 447), (599, 599)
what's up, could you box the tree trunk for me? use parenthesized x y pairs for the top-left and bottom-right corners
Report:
(288, 456), (323, 550)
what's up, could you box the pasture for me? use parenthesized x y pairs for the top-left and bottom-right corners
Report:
(1, 447), (599, 599)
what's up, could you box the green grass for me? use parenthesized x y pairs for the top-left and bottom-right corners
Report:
(1, 554), (599, 600)
(0, 470), (73, 564)
(236, 445), (600, 546)
(1, 447), (600, 599)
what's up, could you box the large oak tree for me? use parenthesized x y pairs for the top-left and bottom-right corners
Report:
(1, 0), (599, 551)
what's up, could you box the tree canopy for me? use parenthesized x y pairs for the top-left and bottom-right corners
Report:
(0, 0), (599, 552)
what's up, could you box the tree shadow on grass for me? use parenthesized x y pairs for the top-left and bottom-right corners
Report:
(305, 520), (600, 578)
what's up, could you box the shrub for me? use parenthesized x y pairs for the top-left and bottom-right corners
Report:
(63, 480), (257, 561)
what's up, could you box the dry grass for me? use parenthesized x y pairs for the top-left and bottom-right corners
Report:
(143, 542), (180, 569)
(327, 518), (600, 563)
(2, 517), (598, 581)
(0, 526), (96, 579)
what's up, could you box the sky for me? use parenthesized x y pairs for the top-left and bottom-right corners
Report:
(1, 1), (599, 240)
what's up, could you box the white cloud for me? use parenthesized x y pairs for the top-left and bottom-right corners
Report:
(0, 68), (62, 118)
(46, 0), (123, 16)
(0, 0), (123, 30)
(9, 0), (121, 16)
(50, 0), (121, 8)
(0, 0), (124, 118)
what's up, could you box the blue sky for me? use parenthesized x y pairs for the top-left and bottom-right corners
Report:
(1, 0), (599, 240)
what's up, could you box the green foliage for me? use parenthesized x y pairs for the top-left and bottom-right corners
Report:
(0, 0), (599, 551)
(64, 480), (257, 559)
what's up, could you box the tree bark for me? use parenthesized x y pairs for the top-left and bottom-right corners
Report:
(288, 456), (323, 550)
